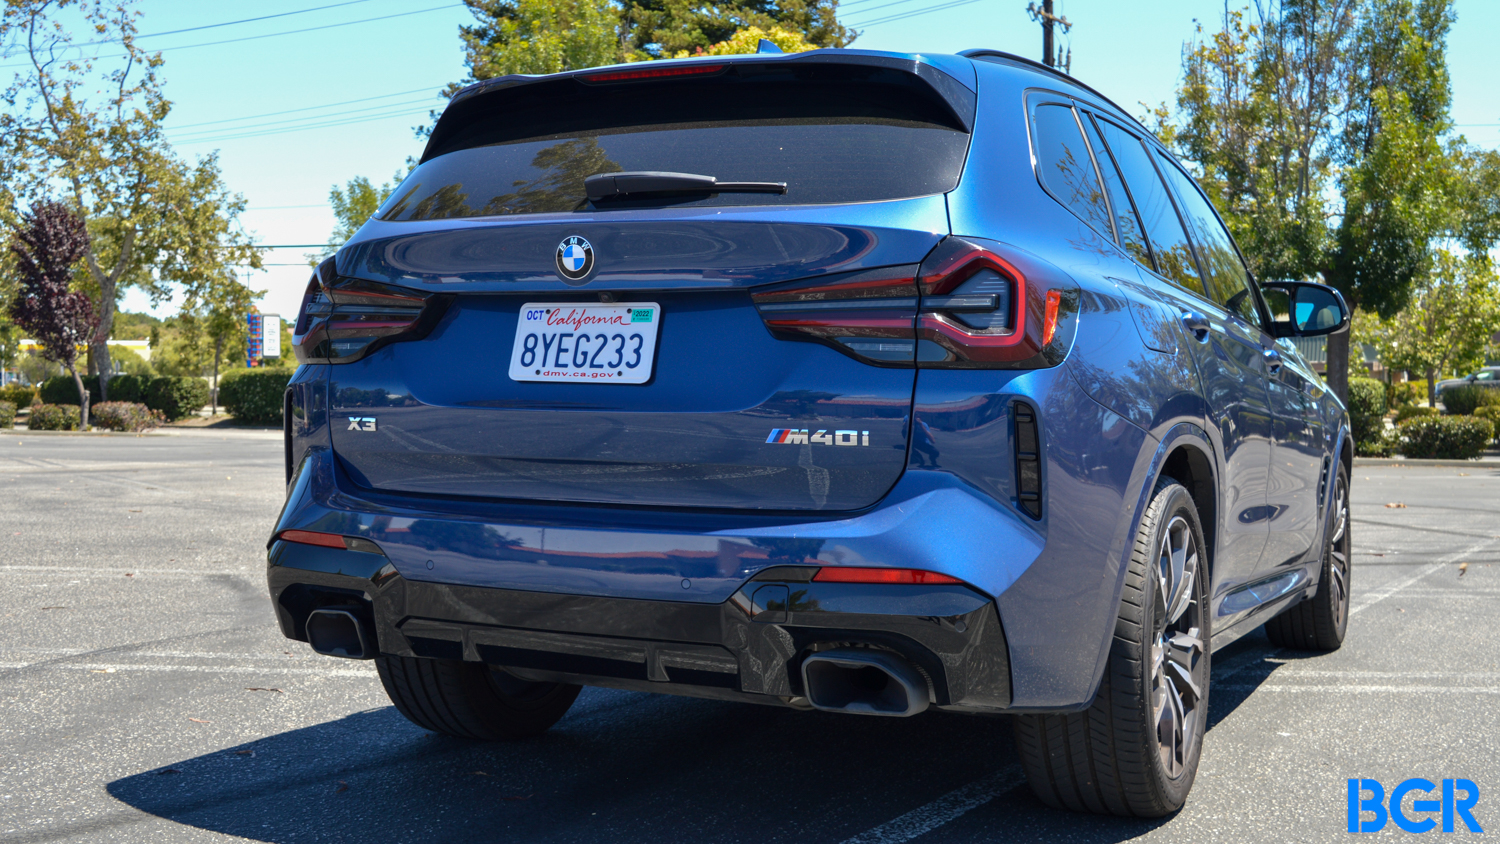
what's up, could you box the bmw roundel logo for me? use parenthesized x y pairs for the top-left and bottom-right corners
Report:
(555, 235), (595, 283)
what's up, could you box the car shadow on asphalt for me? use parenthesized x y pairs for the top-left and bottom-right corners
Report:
(105, 634), (1286, 844)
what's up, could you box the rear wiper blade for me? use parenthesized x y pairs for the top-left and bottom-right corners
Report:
(584, 171), (787, 201)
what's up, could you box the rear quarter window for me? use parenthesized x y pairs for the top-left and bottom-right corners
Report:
(1029, 102), (1113, 239)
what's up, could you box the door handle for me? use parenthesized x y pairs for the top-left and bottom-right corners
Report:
(1263, 347), (1283, 375)
(1180, 311), (1210, 343)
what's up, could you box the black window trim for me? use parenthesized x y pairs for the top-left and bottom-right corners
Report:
(1078, 108), (1158, 273)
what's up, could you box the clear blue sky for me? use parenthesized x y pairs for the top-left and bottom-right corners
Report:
(97, 0), (1499, 323)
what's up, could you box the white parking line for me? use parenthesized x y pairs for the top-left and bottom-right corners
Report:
(1350, 539), (1497, 617)
(1222, 684), (1500, 694)
(0, 566), (252, 577)
(838, 765), (1025, 844)
(2, 661), (375, 677)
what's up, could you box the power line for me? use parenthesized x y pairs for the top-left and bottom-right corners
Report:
(72, 0), (379, 46)
(841, 0), (932, 21)
(169, 97), (437, 139)
(244, 204), (330, 210)
(174, 105), (434, 144)
(0, 4), (461, 68)
(166, 86), (445, 131)
(849, 0), (985, 28)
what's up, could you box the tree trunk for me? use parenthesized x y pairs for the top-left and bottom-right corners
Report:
(1426, 368), (1437, 407)
(1325, 330), (1351, 406)
(91, 340), (113, 403)
(69, 365), (90, 430)
(212, 339), (222, 417)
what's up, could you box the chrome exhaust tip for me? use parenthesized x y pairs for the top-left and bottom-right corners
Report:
(800, 648), (930, 717)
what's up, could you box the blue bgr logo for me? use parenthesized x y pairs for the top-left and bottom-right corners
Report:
(1348, 779), (1483, 833)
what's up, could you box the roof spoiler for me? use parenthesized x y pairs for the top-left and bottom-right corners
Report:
(421, 52), (978, 164)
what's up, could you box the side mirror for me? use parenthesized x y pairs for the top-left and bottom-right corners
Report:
(1261, 281), (1350, 338)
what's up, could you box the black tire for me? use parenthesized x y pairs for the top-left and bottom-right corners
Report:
(376, 654), (581, 740)
(1265, 461), (1351, 650)
(1013, 479), (1211, 817)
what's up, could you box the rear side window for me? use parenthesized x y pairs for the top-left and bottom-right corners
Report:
(1156, 156), (1261, 327)
(1094, 119), (1207, 299)
(381, 66), (972, 220)
(1030, 103), (1113, 238)
(1079, 113), (1152, 268)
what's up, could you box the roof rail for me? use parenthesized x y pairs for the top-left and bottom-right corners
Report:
(958, 48), (1143, 127)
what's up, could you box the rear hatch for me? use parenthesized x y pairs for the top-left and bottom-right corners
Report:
(309, 53), (976, 511)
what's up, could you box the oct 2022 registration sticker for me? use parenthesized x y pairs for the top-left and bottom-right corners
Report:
(508, 302), (661, 384)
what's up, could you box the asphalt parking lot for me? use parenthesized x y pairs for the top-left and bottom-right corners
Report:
(1, 431), (1496, 843)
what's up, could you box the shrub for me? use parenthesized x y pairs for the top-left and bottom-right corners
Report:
(105, 373), (150, 404)
(39, 373), (100, 406)
(1476, 406), (1500, 445)
(1395, 416), (1495, 460)
(1440, 384), (1500, 416)
(1384, 380), (1423, 409)
(1347, 377), (1386, 451)
(144, 376), (211, 421)
(91, 401), (164, 432)
(0, 401), (14, 429)
(1394, 404), (1438, 423)
(218, 368), (292, 425)
(28, 403), (80, 431)
(0, 383), (37, 408)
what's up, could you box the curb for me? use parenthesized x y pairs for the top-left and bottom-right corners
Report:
(1354, 457), (1500, 469)
(4, 428), (168, 437)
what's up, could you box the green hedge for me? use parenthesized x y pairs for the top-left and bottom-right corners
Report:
(1440, 384), (1500, 416)
(1384, 380), (1423, 409)
(91, 401), (164, 432)
(1395, 416), (1495, 460)
(218, 368), (292, 425)
(145, 376), (210, 421)
(39, 374), (100, 406)
(105, 374), (150, 404)
(0, 383), (36, 408)
(1476, 406), (1500, 445)
(1394, 405), (1438, 423)
(28, 403), (80, 431)
(1348, 377), (1386, 454)
(0, 401), (14, 429)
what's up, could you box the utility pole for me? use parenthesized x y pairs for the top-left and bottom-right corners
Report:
(1027, 1), (1072, 72)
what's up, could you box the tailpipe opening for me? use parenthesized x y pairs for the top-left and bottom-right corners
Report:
(306, 608), (375, 660)
(800, 648), (930, 717)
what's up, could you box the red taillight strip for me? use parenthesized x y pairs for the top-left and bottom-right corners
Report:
(277, 530), (347, 549)
(812, 567), (965, 585)
(583, 63), (726, 83)
(752, 266), (920, 304)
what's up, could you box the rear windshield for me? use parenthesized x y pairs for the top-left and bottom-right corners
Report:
(380, 65), (972, 221)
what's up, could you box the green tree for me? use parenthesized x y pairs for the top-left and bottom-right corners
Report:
(1369, 251), (1500, 405)
(667, 24), (817, 58)
(311, 173), (404, 264)
(461, 0), (620, 78)
(0, 0), (263, 399)
(1168, 0), (1498, 403)
(621, 0), (852, 59)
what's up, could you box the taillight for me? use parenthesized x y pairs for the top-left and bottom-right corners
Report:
(751, 264), (920, 365)
(293, 259), (453, 364)
(812, 567), (965, 585)
(581, 63), (727, 83)
(914, 238), (1076, 368)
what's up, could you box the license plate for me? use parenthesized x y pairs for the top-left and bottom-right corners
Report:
(508, 302), (661, 384)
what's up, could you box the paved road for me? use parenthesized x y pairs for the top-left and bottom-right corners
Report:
(2, 433), (1496, 843)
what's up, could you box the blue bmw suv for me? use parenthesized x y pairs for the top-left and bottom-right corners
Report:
(270, 48), (1354, 817)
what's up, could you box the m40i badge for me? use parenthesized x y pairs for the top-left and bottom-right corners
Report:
(767, 429), (870, 446)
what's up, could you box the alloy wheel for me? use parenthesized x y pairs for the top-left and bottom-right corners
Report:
(1150, 515), (1206, 779)
(1328, 476), (1350, 630)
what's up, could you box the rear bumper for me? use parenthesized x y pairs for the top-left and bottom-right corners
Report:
(268, 539), (1012, 712)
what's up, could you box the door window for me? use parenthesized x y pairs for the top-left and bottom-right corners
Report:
(1157, 155), (1262, 327)
(1093, 119), (1207, 299)
(1080, 113), (1152, 268)
(1030, 104), (1114, 240)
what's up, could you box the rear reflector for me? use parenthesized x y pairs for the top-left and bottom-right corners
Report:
(277, 530), (347, 549)
(812, 567), (964, 585)
(583, 64), (726, 83)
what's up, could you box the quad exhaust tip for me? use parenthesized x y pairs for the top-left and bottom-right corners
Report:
(306, 608), (375, 660)
(800, 648), (930, 717)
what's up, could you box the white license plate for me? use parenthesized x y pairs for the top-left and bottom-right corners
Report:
(508, 302), (661, 384)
